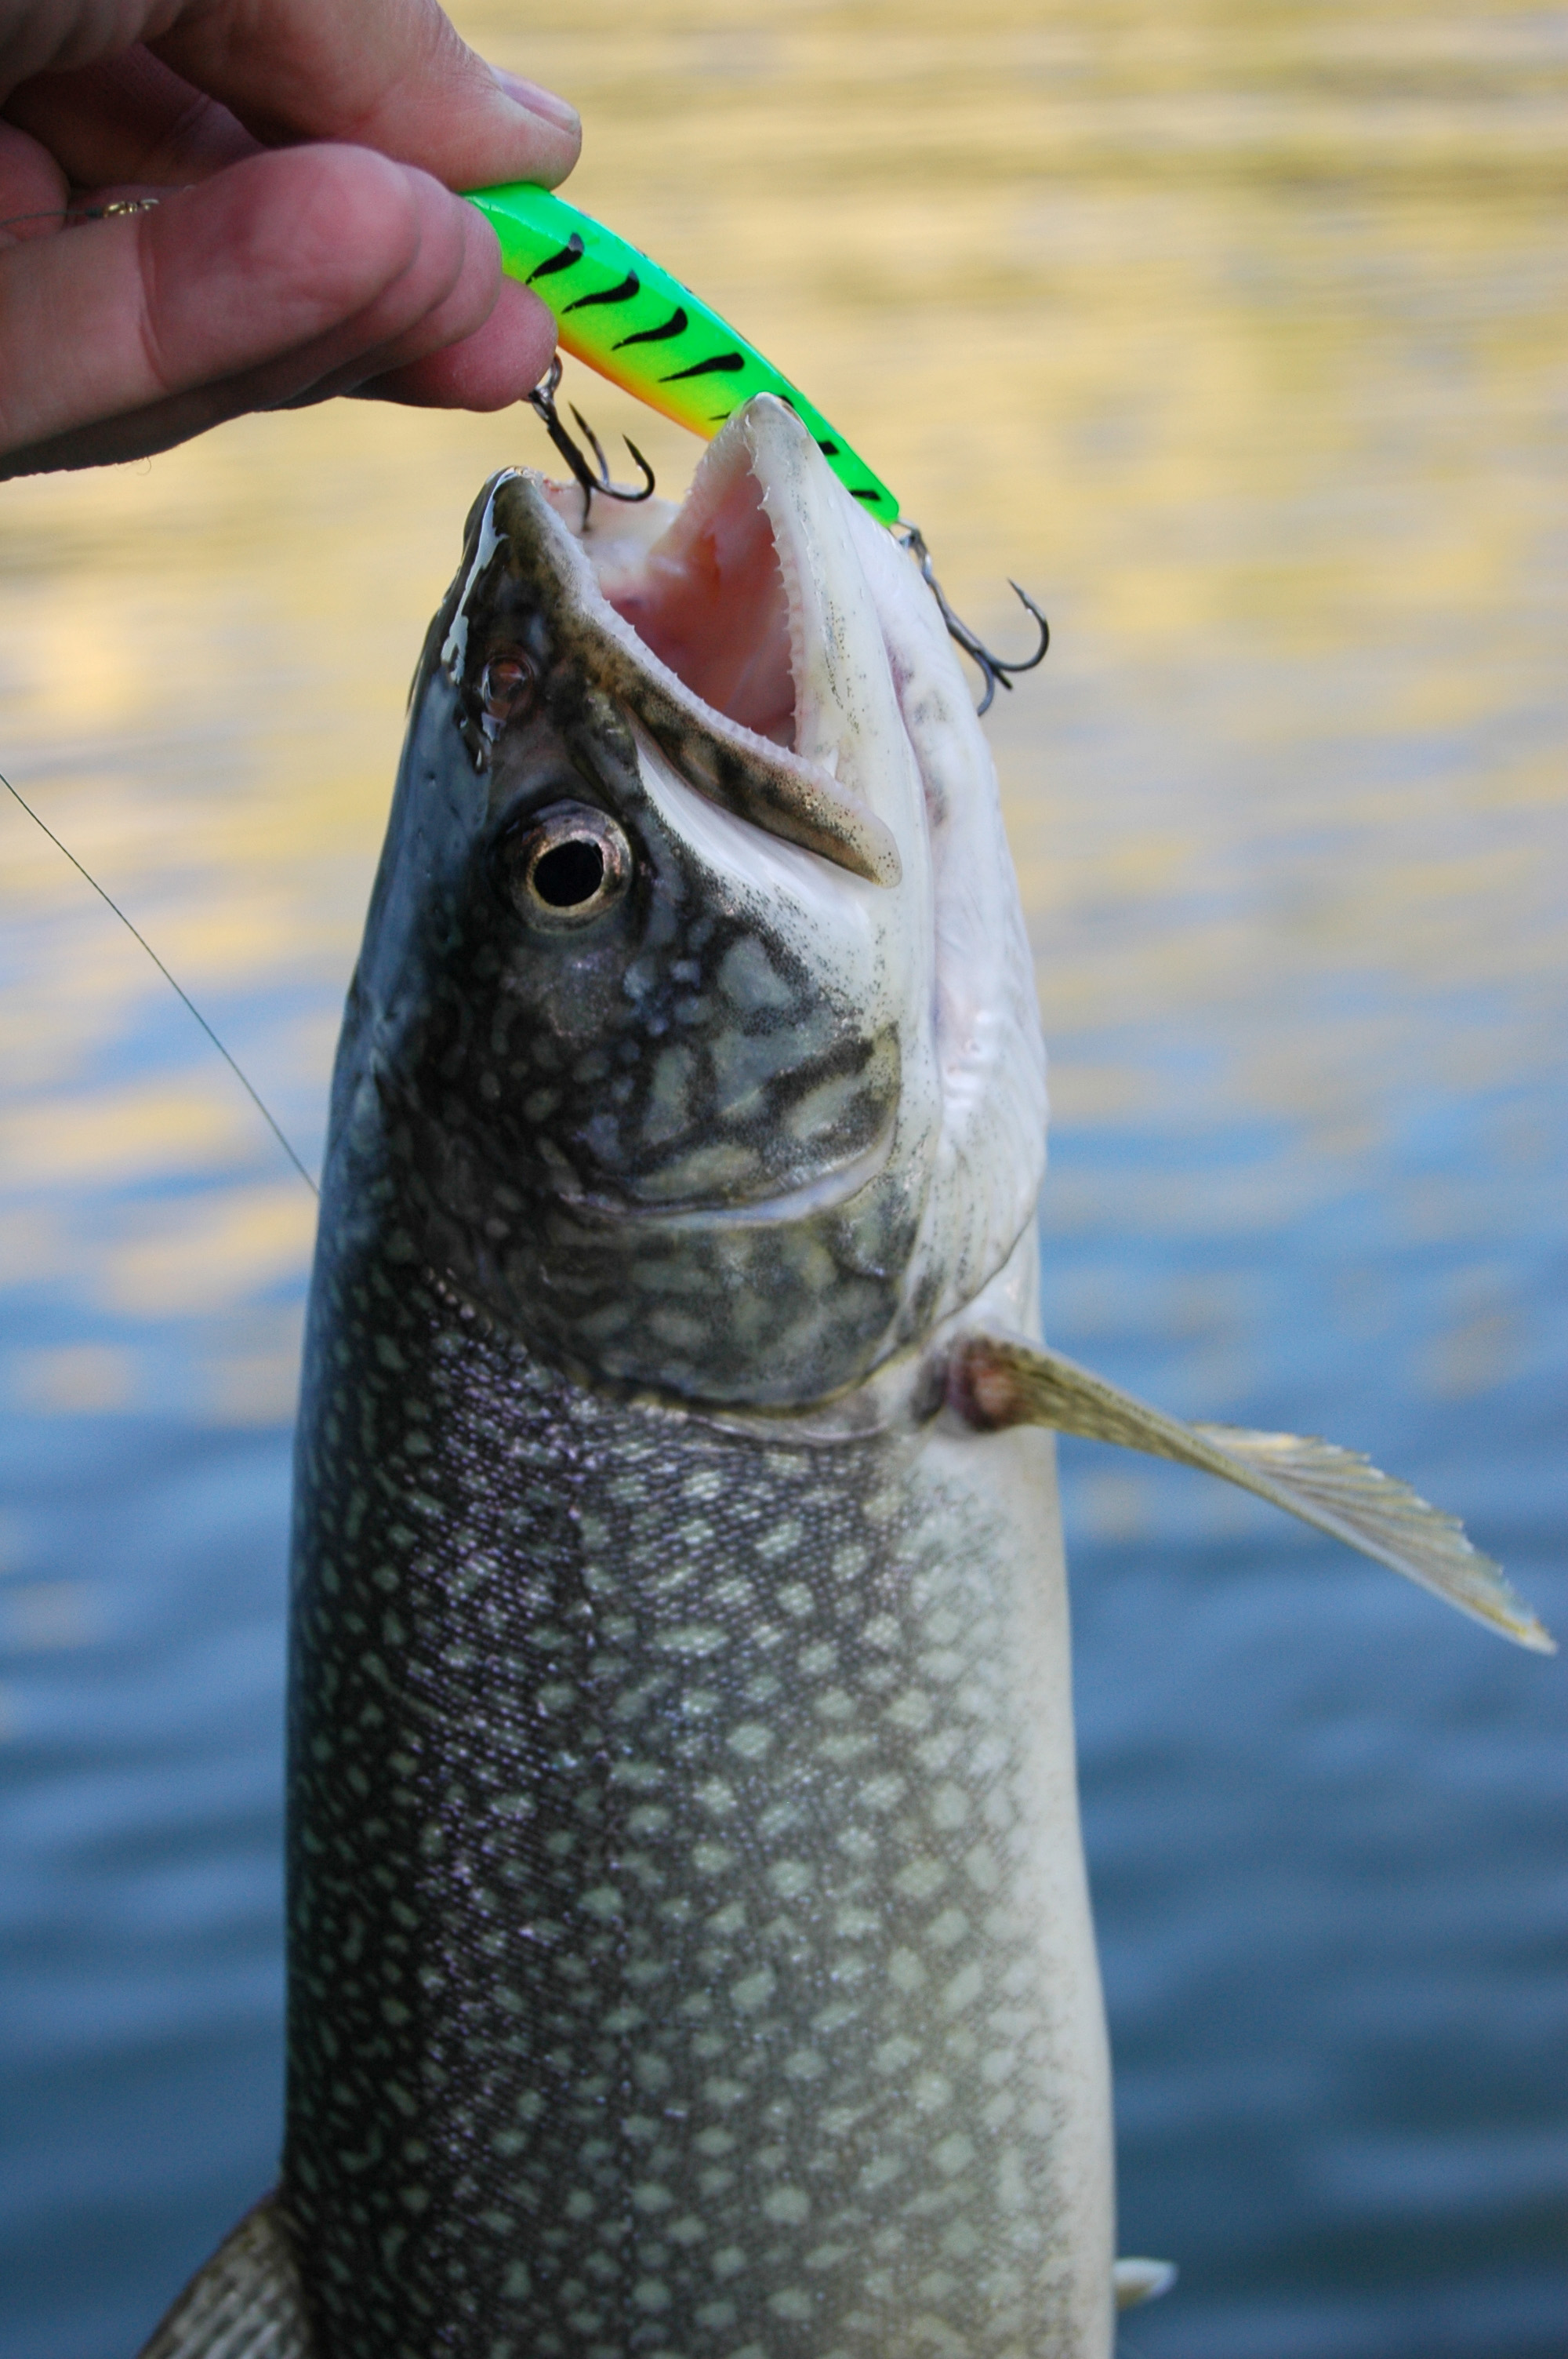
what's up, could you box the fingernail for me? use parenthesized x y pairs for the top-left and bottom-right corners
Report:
(489, 66), (580, 136)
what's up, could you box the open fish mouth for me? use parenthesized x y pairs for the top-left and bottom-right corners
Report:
(446, 394), (905, 889)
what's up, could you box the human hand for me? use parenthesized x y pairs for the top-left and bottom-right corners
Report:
(0, 0), (580, 476)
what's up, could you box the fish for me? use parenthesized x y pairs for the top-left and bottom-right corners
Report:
(135, 391), (1550, 2359)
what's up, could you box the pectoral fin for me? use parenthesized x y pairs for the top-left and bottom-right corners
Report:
(951, 1335), (1554, 1655)
(136, 2194), (312, 2359)
(1115, 2257), (1178, 2310)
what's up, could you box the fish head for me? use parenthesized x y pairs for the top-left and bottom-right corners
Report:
(338, 394), (1046, 1407)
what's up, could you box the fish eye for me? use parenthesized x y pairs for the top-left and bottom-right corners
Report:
(504, 803), (632, 928)
(481, 649), (535, 725)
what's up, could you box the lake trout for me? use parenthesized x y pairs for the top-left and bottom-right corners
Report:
(136, 392), (1548, 2359)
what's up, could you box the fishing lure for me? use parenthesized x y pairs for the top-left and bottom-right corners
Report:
(465, 180), (1049, 711)
(465, 180), (898, 521)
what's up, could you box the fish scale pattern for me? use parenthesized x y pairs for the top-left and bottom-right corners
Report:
(285, 1234), (1098, 2359)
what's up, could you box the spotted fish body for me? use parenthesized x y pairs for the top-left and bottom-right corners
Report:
(271, 394), (1115, 2357)
(465, 183), (901, 525)
(285, 1275), (1108, 2359)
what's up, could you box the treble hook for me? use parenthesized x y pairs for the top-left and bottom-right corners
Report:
(898, 525), (1050, 717)
(528, 357), (656, 529)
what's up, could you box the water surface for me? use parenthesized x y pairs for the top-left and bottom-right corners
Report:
(2, 4), (1564, 2354)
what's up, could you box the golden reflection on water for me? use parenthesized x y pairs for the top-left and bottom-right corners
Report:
(0, 0), (1563, 1427)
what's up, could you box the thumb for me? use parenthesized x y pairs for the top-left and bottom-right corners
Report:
(152, 0), (580, 191)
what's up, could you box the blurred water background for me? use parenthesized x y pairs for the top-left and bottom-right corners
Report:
(2, 2), (1565, 2353)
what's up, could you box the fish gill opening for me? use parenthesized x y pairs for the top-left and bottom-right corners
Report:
(593, 456), (798, 753)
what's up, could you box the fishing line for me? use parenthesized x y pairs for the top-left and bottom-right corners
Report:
(0, 194), (167, 234)
(1, 765), (319, 1196)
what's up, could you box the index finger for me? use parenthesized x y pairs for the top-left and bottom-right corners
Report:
(151, 0), (579, 190)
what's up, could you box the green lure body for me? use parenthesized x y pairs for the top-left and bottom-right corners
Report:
(465, 181), (901, 527)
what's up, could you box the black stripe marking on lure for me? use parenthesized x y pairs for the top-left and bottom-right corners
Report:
(661, 351), (748, 383)
(527, 234), (584, 283)
(613, 305), (690, 350)
(564, 271), (641, 313)
(851, 487), (882, 503)
(817, 439), (840, 457)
